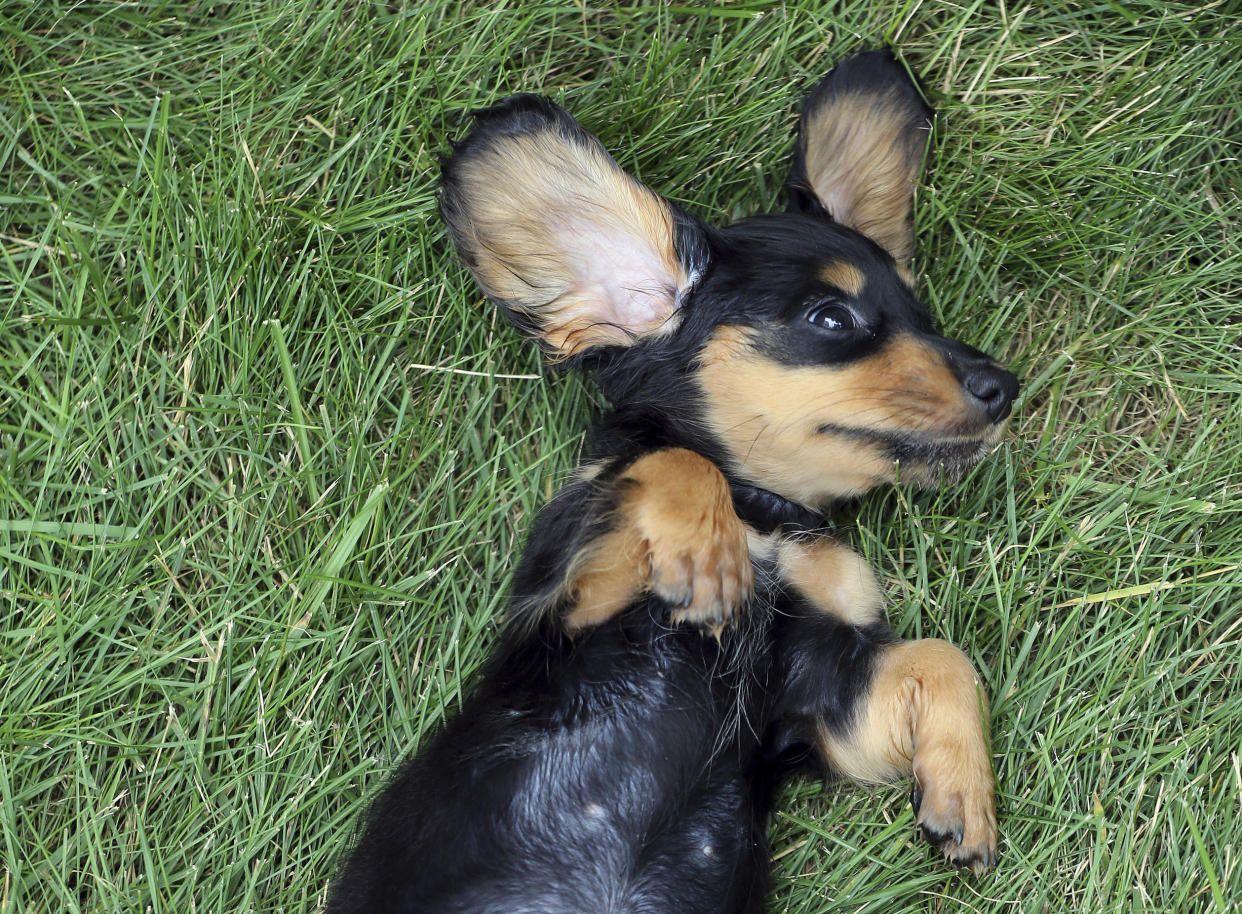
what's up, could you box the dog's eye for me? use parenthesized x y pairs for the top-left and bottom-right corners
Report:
(806, 301), (858, 332)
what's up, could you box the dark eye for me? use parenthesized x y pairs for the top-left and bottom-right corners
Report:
(806, 300), (858, 332)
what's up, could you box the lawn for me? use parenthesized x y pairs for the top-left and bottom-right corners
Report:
(2, 1), (1239, 911)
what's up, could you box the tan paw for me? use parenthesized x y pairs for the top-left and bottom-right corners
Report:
(911, 753), (998, 874)
(624, 449), (753, 629)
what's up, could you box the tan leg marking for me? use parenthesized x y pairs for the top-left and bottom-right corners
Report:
(564, 449), (753, 631)
(563, 524), (646, 630)
(818, 639), (998, 872)
(776, 537), (884, 627)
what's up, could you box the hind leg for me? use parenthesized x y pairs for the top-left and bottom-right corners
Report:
(777, 537), (997, 872)
(817, 638), (997, 872)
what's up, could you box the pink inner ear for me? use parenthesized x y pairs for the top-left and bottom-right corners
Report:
(561, 218), (680, 336)
(535, 212), (685, 354)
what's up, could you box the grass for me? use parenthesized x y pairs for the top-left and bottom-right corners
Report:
(2, 1), (1239, 911)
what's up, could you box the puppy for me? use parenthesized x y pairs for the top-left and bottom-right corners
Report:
(328, 50), (1018, 913)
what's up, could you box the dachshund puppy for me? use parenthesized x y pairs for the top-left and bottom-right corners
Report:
(328, 49), (1017, 913)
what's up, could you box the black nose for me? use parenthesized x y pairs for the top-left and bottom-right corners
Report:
(963, 365), (1019, 423)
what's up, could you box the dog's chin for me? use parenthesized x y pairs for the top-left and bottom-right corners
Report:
(776, 423), (1010, 509)
(889, 426), (1007, 488)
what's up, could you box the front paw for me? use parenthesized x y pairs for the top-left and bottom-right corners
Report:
(623, 449), (754, 629)
(911, 753), (998, 874)
(653, 516), (752, 630)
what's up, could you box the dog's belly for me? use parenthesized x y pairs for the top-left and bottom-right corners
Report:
(438, 749), (761, 914)
(338, 607), (773, 914)
(422, 672), (765, 912)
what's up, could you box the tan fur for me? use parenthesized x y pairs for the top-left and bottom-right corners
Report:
(817, 639), (997, 871)
(878, 335), (966, 414)
(564, 449), (753, 630)
(802, 94), (926, 266)
(449, 131), (687, 356)
(745, 528), (781, 564)
(564, 525), (647, 630)
(818, 261), (866, 297)
(695, 327), (986, 504)
(776, 538), (883, 627)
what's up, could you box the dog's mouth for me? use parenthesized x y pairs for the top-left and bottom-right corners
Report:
(815, 422), (1005, 483)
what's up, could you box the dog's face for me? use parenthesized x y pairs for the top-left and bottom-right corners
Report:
(687, 215), (1016, 504)
(441, 51), (1017, 509)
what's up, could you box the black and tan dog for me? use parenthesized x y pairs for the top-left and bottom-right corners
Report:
(329, 50), (1017, 913)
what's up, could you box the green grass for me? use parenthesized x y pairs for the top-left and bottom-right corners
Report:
(2, 1), (1239, 911)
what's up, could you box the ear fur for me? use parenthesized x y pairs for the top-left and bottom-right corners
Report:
(440, 95), (708, 358)
(787, 50), (933, 267)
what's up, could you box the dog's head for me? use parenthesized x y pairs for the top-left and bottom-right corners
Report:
(440, 50), (1018, 510)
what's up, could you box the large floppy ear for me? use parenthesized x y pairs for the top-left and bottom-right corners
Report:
(440, 95), (709, 358)
(787, 50), (933, 268)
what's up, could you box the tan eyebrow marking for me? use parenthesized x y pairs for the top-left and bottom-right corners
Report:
(818, 261), (866, 297)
